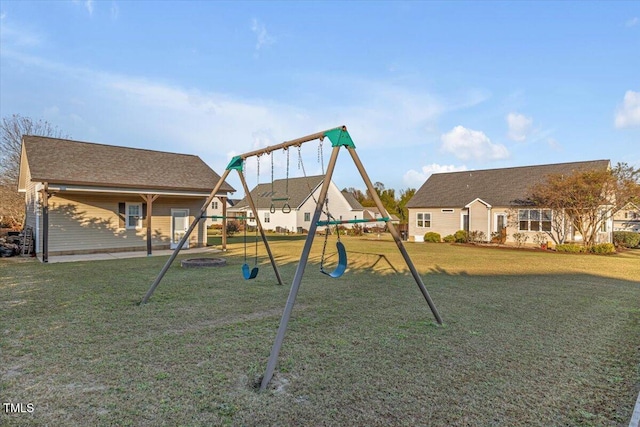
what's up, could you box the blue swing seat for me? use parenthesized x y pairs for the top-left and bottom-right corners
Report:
(320, 241), (347, 278)
(242, 263), (259, 280)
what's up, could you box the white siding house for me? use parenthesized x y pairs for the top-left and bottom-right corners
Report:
(231, 176), (364, 233)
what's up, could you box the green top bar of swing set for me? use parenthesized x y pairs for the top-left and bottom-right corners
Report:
(323, 127), (355, 149)
(225, 126), (355, 172)
(316, 217), (390, 226)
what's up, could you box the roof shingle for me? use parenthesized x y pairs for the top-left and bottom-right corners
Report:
(406, 160), (610, 208)
(233, 175), (325, 210)
(21, 136), (235, 193)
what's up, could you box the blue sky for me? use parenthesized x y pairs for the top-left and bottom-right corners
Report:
(1, 1), (639, 197)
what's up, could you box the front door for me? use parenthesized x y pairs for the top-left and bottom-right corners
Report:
(171, 209), (190, 249)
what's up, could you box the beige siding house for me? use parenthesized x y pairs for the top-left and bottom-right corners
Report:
(613, 202), (640, 232)
(18, 136), (234, 262)
(231, 176), (364, 233)
(406, 160), (612, 245)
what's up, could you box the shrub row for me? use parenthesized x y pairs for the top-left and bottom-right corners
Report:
(555, 243), (616, 255)
(613, 231), (640, 248)
(426, 230), (470, 243)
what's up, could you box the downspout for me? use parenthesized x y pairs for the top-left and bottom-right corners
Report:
(487, 205), (492, 243)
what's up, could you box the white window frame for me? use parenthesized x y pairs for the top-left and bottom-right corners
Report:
(518, 209), (552, 232)
(126, 202), (143, 230)
(211, 201), (218, 210)
(304, 212), (311, 222)
(264, 212), (270, 223)
(416, 212), (431, 228)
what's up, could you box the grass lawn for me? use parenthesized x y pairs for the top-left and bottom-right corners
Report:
(1, 237), (639, 426)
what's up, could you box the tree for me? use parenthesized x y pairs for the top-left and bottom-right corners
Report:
(342, 187), (366, 204)
(527, 169), (618, 248)
(397, 188), (416, 224)
(0, 114), (68, 227)
(611, 162), (640, 206)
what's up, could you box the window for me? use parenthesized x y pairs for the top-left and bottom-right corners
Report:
(519, 209), (552, 232)
(304, 212), (311, 222)
(264, 212), (270, 223)
(417, 212), (431, 228)
(211, 201), (218, 210)
(126, 203), (142, 229)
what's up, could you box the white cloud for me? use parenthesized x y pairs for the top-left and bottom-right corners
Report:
(251, 18), (275, 51)
(626, 17), (638, 27)
(0, 14), (43, 48)
(72, 0), (94, 16)
(441, 126), (509, 161)
(615, 90), (640, 128)
(506, 112), (533, 141)
(403, 163), (467, 188)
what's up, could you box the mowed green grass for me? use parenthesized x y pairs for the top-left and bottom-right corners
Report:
(1, 237), (639, 426)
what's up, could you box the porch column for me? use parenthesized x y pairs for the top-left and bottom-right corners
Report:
(40, 183), (50, 263)
(140, 194), (160, 256)
(219, 195), (227, 251)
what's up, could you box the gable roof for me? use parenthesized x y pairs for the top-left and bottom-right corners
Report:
(19, 135), (235, 193)
(233, 175), (325, 210)
(362, 206), (400, 221)
(407, 160), (611, 208)
(341, 190), (364, 210)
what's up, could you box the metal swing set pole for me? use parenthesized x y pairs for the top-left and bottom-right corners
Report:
(260, 144), (341, 391)
(260, 126), (443, 390)
(235, 166), (284, 286)
(141, 168), (233, 305)
(348, 147), (443, 325)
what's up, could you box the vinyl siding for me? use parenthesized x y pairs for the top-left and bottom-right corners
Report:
(468, 201), (490, 239)
(240, 181), (363, 233)
(408, 208), (461, 241)
(46, 194), (206, 255)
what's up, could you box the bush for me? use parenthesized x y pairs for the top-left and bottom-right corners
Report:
(348, 224), (364, 237)
(454, 230), (468, 243)
(512, 232), (529, 248)
(613, 231), (640, 248)
(555, 244), (586, 253)
(590, 243), (616, 255)
(226, 220), (240, 236)
(468, 230), (486, 243)
(424, 232), (441, 243)
(443, 234), (455, 243)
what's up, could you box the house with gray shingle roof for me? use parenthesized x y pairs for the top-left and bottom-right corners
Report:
(231, 176), (364, 233)
(406, 160), (612, 245)
(18, 135), (234, 261)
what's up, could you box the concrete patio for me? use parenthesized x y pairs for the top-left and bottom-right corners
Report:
(40, 246), (222, 263)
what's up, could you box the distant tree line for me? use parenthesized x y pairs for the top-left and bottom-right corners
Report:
(342, 182), (416, 224)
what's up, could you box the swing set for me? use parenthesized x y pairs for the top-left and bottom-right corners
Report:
(140, 125), (442, 390)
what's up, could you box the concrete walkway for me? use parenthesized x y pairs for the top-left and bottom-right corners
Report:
(43, 246), (222, 263)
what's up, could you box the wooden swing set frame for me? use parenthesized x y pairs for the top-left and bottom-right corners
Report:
(140, 125), (442, 390)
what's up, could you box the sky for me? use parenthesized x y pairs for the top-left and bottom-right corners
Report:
(1, 1), (639, 198)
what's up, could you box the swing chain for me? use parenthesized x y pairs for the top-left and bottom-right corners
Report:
(318, 138), (325, 174)
(285, 147), (289, 196)
(319, 197), (340, 271)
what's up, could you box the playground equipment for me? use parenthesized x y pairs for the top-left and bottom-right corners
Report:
(140, 125), (442, 391)
(242, 218), (260, 280)
(270, 148), (292, 214)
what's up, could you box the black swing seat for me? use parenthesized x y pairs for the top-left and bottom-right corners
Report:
(242, 263), (259, 280)
(320, 241), (347, 278)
